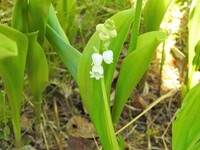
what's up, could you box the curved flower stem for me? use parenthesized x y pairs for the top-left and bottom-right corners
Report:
(100, 78), (119, 150)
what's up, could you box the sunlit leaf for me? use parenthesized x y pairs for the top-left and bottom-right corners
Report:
(173, 83), (200, 150)
(143, 0), (172, 31)
(187, 0), (200, 89)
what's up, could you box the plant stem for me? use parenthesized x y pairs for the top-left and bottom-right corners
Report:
(128, 0), (143, 54)
(158, 42), (166, 95)
(33, 96), (42, 138)
(101, 78), (119, 150)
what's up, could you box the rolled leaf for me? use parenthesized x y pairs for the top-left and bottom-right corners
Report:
(112, 31), (167, 126)
(12, 0), (51, 43)
(26, 32), (49, 124)
(26, 32), (48, 98)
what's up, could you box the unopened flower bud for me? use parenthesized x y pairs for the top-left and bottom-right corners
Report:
(104, 19), (115, 30)
(96, 24), (104, 32)
(99, 32), (110, 41)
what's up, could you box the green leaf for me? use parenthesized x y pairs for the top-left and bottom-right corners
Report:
(78, 9), (135, 150)
(47, 4), (70, 44)
(0, 24), (28, 147)
(104, 9), (135, 95)
(112, 31), (167, 126)
(143, 0), (172, 31)
(12, 0), (51, 43)
(173, 83), (200, 150)
(46, 4), (81, 82)
(187, 0), (200, 89)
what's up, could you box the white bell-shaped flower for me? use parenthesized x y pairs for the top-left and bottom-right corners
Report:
(92, 53), (103, 66)
(90, 65), (104, 80)
(102, 50), (113, 64)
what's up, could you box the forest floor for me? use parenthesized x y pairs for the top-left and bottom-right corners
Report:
(0, 0), (189, 149)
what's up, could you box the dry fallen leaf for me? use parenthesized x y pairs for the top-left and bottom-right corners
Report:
(66, 116), (97, 138)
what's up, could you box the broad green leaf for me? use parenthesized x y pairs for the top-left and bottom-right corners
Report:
(104, 9), (135, 96)
(143, 0), (172, 31)
(173, 83), (200, 150)
(78, 9), (135, 150)
(46, 24), (81, 82)
(187, 0), (200, 89)
(0, 24), (28, 147)
(112, 31), (167, 126)
(12, 0), (51, 43)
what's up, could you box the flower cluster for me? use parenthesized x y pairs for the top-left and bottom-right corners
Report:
(96, 19), (117, 41)
(90, 19), (117, 80)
